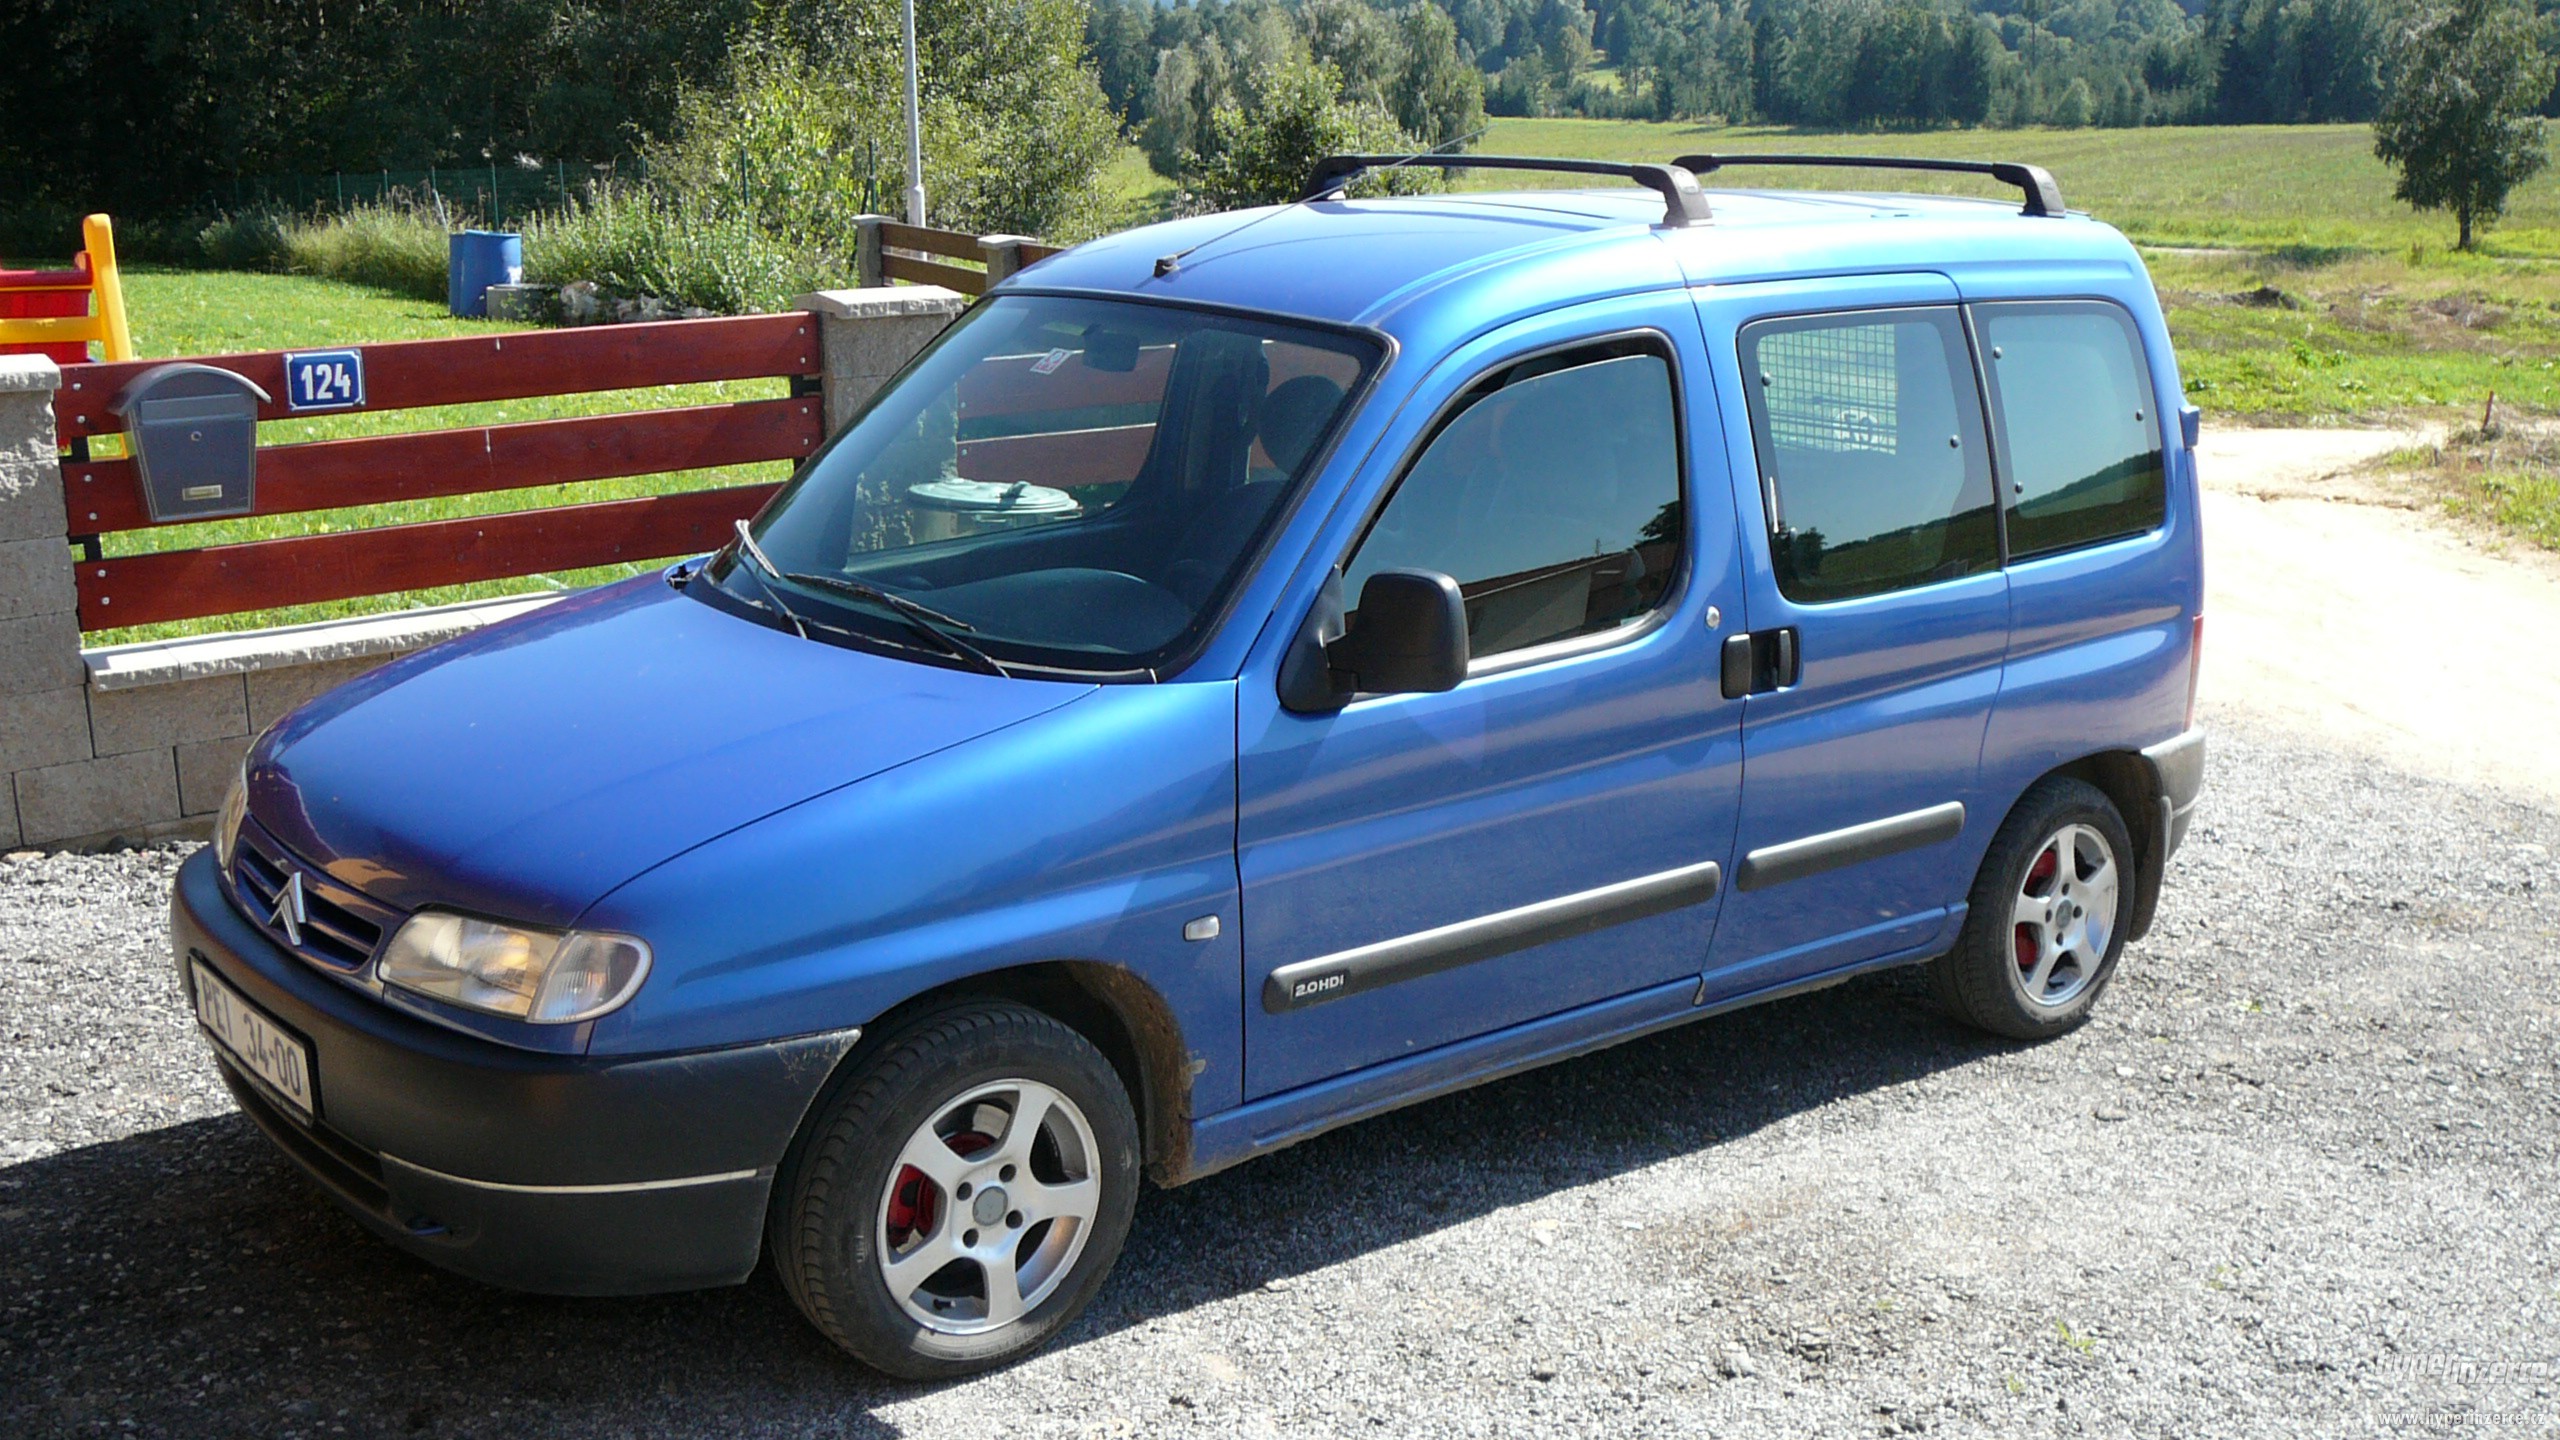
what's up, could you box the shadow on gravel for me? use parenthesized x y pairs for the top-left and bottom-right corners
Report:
(0, 969), (1997, 1437)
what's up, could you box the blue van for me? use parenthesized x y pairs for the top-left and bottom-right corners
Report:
(172, 154), (2206, 1378)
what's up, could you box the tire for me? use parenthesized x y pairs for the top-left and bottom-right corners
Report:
(1928, 777), (2137, 1041)
(768, 1001), (1140, 1380)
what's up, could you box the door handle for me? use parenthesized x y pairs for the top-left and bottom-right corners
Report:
(1720, 628), (1800, 699)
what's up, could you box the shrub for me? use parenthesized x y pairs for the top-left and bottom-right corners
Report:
(653, 7), (1121, 247)
(185, 203), (451, 301)
(524, 188), (830, 315)
(194, 211), (292, 271)
(275, 204), (450, 299)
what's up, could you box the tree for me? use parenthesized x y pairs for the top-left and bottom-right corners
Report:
(1393, 3), (1490, 144)
(1183, 58), (1435, 209)
(2049, 75), (2096, 127)
(2373, 0), (2557, 248)
(1087, 0), (1157, 126)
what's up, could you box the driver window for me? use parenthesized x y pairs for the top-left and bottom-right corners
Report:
(1344, 341), (1686, 660)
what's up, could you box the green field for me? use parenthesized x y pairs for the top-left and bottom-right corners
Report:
(1478, 118), (2560, 255)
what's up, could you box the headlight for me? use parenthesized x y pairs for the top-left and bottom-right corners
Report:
(213, 763), (250, 869)
(379, 912), (652, 1024)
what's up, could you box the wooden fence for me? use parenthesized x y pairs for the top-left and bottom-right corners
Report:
(53, 315), (823, 630)
(870, 222), (1062, 297)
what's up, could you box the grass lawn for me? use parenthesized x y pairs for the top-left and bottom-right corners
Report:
(1477, 118), (2560, 255)
(88, 267), (791, 645)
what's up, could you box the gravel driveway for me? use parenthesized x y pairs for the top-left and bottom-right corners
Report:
(3, 715), (2555, 1439)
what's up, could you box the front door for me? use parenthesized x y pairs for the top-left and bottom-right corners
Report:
(1695, 278), (2012, 998)
(1237, 298), (1746, 1099)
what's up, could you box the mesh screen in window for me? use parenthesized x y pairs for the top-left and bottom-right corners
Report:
(1975, 302), (2166, 559)
(1759, 323), (1898, 455)
(1739, 308), (1997, 604)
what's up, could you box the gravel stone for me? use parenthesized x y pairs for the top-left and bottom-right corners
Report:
(3, 713), (2556, 1437)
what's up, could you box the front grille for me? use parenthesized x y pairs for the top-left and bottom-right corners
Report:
(228, 824), (401, 972)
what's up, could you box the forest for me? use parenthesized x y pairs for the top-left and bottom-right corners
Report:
(3, 0), (2552, 223)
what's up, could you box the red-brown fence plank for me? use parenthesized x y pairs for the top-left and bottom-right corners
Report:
(878, 221), (986, 261)
(880, 253), (986, 296)
(78, 485), (778, 629)
(53, 313), (818, 440)
(957, 425), (1155, 488)
(65, 397), (819, 534)
(1017, 242), (1064, 265)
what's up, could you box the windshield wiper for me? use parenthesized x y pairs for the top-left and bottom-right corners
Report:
(784, 568), (1011, 679)
(726, 519), (1008, 677)
(723, 520), (812, 640)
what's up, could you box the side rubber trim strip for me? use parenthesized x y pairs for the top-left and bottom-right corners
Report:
(1262, 861), (1723, 1014)
(1735, 801), (1967, 893)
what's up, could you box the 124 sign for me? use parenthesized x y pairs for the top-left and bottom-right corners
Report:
(283, 349), (365, 413)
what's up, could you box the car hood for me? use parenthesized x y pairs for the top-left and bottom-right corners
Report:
(247, 576), (1096, 925)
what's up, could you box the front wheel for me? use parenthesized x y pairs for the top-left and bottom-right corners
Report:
(1929, 777), (2136, 1040)
(769, 1002), (1140, 1379)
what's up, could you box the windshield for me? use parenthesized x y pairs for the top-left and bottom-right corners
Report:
(700, 294), (1378, 675)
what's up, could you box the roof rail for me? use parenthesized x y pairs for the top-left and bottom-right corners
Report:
(1668, 154), (2065, 218)
(1303, 154), (1715, 228)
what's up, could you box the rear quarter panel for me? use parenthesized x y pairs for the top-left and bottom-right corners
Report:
(1948, 250), (2204, 813)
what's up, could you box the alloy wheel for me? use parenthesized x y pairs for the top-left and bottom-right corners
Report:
(875, 1078), (1102, 1335)
(2011, 822), (2120, 1009)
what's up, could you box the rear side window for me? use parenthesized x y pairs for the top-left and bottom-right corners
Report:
(1344, 341), (1685, 660)
(1974, 301), (2166, 560)
(1739, 308), (1997, 604)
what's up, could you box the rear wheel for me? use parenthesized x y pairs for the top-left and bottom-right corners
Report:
(770, 1002), (1139, 1379)
(1929, 778), (2136, 1040)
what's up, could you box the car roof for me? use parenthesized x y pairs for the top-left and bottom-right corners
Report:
(1013, 186), (2144, 338)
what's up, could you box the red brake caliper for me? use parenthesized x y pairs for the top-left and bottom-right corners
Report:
(2016, 847), (2059, 972)
(884, 1130), (997, 1248)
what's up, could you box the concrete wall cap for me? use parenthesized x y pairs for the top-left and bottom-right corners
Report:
(794, 286), (971, 320)
(84, 591), (561, 692)
(0, 355), (63, 394)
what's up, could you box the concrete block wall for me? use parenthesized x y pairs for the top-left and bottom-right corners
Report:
(793, 285), (970, 434)
(1, 289), (964, 851)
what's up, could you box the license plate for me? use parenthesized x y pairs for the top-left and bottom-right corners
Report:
(192, 959), (315, 1120)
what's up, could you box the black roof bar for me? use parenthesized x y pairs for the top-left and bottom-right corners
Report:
(1669, 154), (2066, 218)
(1303, 154), (1715, 228)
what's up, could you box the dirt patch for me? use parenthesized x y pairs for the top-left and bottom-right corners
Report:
(2198, 425), (2560, 808)
(2417, 293), (2511, 329)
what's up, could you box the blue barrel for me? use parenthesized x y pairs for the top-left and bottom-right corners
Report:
(447, 230), (524, 318)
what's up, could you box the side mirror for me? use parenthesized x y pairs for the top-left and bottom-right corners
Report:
(1337, 569), (1469, 696)
(1274, 566), (1474, 712)
(1277, 568), (1471, 713)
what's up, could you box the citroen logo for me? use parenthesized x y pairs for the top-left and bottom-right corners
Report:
(269, 869), (308, 948)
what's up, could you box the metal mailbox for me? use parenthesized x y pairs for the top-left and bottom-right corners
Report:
(111, 363), (271, 522)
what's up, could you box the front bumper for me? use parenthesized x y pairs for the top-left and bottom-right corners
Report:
(170, 849), (862, 1295)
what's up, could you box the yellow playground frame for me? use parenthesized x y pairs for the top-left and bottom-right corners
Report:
(0, 214), (134, 364)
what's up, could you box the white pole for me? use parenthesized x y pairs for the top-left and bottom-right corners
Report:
(901, 0), (927, 227)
